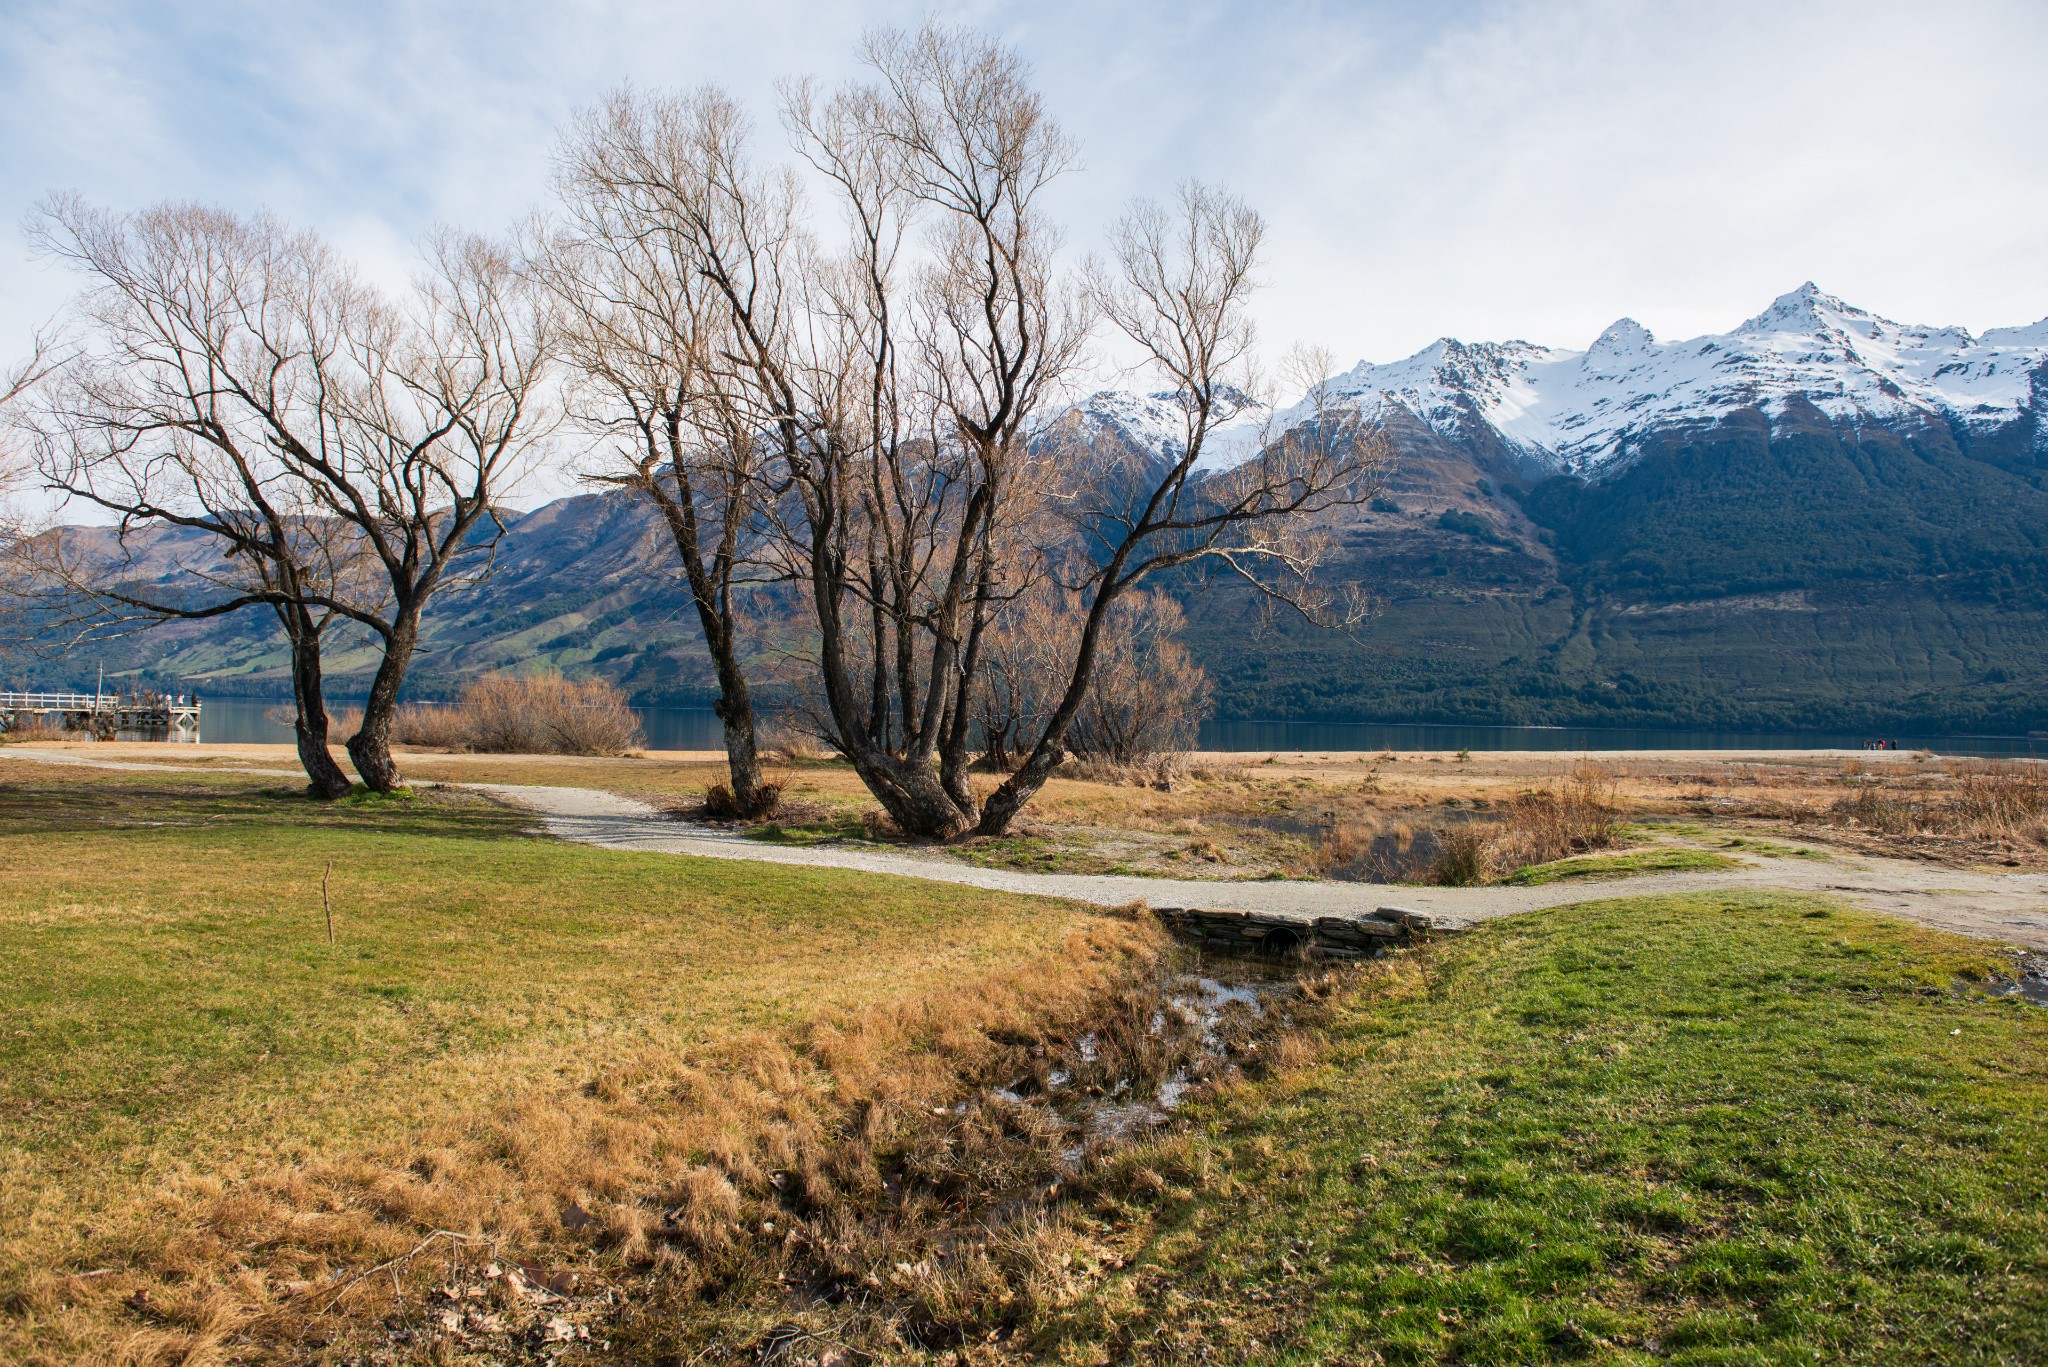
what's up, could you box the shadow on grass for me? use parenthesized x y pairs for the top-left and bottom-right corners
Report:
(0, 771), (535, 842)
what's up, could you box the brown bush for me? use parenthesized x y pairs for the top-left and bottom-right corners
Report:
(0, 713), (76, 744)
(1829, 760), (2048, 844)
(389, 701), (472, 750)
(1425, 761), (1619, 885)
(451, 672), (642, 756)
(1427, 824), (1494, 886)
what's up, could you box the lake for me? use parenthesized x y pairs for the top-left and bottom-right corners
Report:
(186, 697), (2046, 758)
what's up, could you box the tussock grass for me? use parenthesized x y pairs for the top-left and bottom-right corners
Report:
(0, 761), (1151, 1363)
(1830, 759), (2048, 846)
(1427, 761), (1622, 885)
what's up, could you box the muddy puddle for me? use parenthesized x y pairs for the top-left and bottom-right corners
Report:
(975, 962), (1298, 1157)
(1969, 953), (2048, 1006)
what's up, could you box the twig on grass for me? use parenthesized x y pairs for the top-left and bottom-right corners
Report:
(315, 1228), (495, 1310)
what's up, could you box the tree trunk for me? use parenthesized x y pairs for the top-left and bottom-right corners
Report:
(973, 739), (1062, 837)
(346, 609), (418, 794)
(972, 584), (1123, 837)
(859, 753), (978, 840)
(710, 656), (773, 816)
(284, 607), (352, 799)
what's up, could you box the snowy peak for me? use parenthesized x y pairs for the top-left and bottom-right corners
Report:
(1068, 287), (2048, 478)
(1736, 281), (1856, 338)
(1302, 286), (2048, 476)
(1054, 385), (1269, 472)
(1587, 318), (1654, 360)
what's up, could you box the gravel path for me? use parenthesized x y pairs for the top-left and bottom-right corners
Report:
(11, 748), (2046, 949)
(475, 783), (2048, 951)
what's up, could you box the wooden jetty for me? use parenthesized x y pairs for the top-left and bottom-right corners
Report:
(0, 690), (202, 740)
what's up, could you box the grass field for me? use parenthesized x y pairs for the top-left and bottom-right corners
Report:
(3, 754), (2044, 1363)
(1040, 893), (2048, 1364)
(0, 759), (1145, 1363)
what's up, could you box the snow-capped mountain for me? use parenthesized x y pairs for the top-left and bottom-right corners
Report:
(1074, 284), (2048, 478)
(1053, 385), (1270, 472)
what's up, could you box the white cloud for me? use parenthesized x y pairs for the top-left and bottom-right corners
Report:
(3, 0), (2044, 427)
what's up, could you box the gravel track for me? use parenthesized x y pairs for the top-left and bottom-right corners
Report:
(11, 748), (2046, 949)
(475, 783), (2048, 951)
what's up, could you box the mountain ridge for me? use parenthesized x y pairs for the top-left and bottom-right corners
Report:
(1066, 282), (2048, 478)
(22, 284), (2048, 736)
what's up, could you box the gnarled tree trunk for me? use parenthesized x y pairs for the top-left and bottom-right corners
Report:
(282, 602), (352, 799)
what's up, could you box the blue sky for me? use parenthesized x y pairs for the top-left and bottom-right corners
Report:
(5, 0), (2046, 378)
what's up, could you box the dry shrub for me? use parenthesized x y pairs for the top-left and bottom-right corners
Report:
(1312, 814), (1422, 881)
(389, 700), (471, 749)
(264, 681), (645, 757)
(0, 713), (76, 744)
(455, 672), (643, 756)
(1428, 825), (1495, 886)
(1426, 760), (1619, 885)
(1829, 760), (2048, 845)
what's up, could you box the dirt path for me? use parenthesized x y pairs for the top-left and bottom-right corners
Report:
(473, 783), (2048, 951)
(11, 747), (2047, 950)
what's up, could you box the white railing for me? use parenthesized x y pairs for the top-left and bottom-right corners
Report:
(0, 691), (201, 711)
(0, 692), (116, 709)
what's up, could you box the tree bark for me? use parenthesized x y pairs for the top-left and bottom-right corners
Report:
(709, 646), (771, 814)
(345, 608), (418, 793)
(282, 603), (352, 799)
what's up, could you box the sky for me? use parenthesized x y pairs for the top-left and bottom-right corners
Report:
(4, 0), (2046, 393)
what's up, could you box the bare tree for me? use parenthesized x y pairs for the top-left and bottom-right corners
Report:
(1061, 592), (1213, 764)
(20, 202), (372, 796)
(531, 30), (1383, 840)
(976, 586), (1210, 769)
(762, 24), (1090, 838)
(0, 331), (69, 572)
(24, 200), (554, 795)
(540, 86), (793, 816)
(970, 184), (1386, 834)
(288, 231), (557, 792)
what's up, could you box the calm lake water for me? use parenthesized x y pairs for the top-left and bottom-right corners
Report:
(188, 696), (2046, 758)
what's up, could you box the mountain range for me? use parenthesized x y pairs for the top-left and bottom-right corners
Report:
(35, 284), (2048, 737)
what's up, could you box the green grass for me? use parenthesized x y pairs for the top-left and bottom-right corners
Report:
(1715, 835), (1828, 859)
(742, 811), (871, 845)
(1502, 847), (1743, 885)
(1046, 893), (2048, 1364)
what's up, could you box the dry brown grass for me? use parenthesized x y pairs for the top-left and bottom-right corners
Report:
(9, 903), (1171, 1362)
(1826, 760), (2048, 847)
(1425, 761), (1620, 885)
(0, 764), (1180, 1364)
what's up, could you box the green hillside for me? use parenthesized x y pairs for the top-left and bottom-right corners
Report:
(1187, 404), (2048, 733)
(26, 403), (2048, 737)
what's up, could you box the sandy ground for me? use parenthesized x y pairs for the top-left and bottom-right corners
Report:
(11, 744), (2042, 951)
